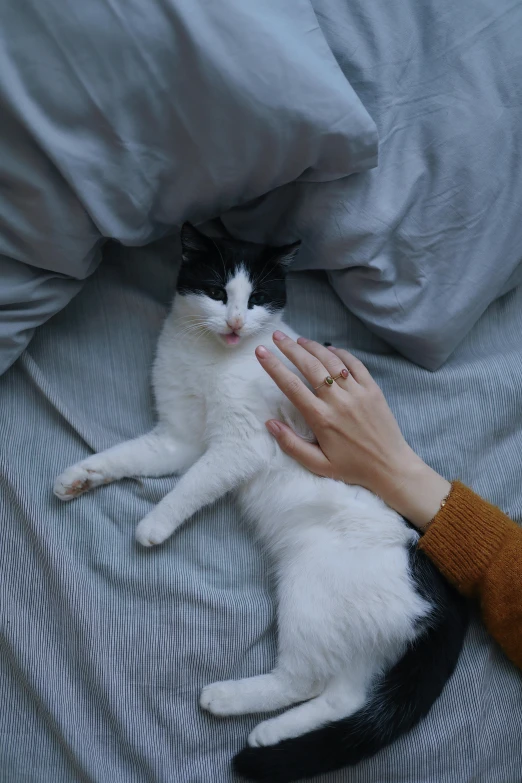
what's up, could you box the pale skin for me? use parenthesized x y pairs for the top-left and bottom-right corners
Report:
(256, 331), (451, 532)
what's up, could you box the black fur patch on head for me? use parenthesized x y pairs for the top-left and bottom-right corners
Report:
(177, 223), (300, 311)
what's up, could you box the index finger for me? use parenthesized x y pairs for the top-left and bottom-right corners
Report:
(255, 345), (322, 419)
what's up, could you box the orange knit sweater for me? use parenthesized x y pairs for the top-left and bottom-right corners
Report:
(418, 481), (522, 669)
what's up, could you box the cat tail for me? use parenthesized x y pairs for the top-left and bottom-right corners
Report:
(233, 547), (468, 783)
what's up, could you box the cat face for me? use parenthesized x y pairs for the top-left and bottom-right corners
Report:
(176, 223), (300, 347)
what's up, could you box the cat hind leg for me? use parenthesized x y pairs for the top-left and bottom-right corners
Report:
(200, 671), (321, 718)
(247, 673), (367, 747)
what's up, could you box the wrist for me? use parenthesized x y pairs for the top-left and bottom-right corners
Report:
(376, 450), (451, 531)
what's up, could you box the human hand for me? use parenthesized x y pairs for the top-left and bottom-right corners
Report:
(255, 332), (450, 530)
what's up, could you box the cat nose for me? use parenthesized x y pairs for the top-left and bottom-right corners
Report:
(227, 316), (244, 332)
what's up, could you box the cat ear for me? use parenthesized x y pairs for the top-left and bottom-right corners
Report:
(274, 240), (301, 269)
(180, 222), (214, 263)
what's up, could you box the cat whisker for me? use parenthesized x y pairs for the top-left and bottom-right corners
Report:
(173, 316), (209, 327)
(211, 239), (228, 283)
(174, 317), (208, 326)
(255, 267), (284, 288)
(177, 325), (210, 339)
(254, 253), (282, 288)
(174, 322), (211, 339)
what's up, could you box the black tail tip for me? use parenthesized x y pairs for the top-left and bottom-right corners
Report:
(233, 747), (266, 781)
(233, 745), (291, 783)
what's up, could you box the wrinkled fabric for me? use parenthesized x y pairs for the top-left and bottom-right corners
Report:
(0, 241), (521, 782)
(224, 0), (522, 369)
(0, 0), (376, 374)
(3, 0), (522, 374)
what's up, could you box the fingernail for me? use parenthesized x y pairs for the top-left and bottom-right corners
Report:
(297, 337), (309, 344)
(266, 420), (281, 436)
(327, 346), (337, 352)
(256, 345), (268, 358)
(273, 330), (287, 341)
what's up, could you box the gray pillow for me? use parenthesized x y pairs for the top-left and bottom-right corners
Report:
(0, 0), (377, 375)
(223, 0), (522, 370)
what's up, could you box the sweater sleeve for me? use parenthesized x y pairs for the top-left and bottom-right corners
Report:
(418, 481), (522, 669)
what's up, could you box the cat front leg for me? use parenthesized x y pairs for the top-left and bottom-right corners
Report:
(135, 441), (263, 547)
(54, 428), (200, 500)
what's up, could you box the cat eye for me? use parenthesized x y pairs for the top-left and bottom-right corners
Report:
(249, 292), (267, 307)
(206, 287), (227, 302)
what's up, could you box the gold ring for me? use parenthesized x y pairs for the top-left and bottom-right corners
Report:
(314, 369), (349, 390)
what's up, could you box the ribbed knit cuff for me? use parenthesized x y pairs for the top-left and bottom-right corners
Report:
(418, 481), (513, 598)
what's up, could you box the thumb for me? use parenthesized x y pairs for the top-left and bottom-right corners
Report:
(265, 420), (331, 476)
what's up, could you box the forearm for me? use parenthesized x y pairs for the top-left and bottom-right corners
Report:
(374, 450), (451, 532)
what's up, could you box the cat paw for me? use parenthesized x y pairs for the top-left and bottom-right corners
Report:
(53, 465), (109, 501)
(135, 514), (172, 548)
(248, 720), (284, 748)
(200, 681), (243, 716)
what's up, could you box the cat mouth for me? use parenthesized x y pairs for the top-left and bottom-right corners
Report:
(220, 332), (242, 346)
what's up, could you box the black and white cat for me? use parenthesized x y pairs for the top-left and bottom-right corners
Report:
(54, 224), (467, 782)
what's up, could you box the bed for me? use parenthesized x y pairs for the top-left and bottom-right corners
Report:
(1, 240), (521, 781)
(1, 0), (521, 780)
